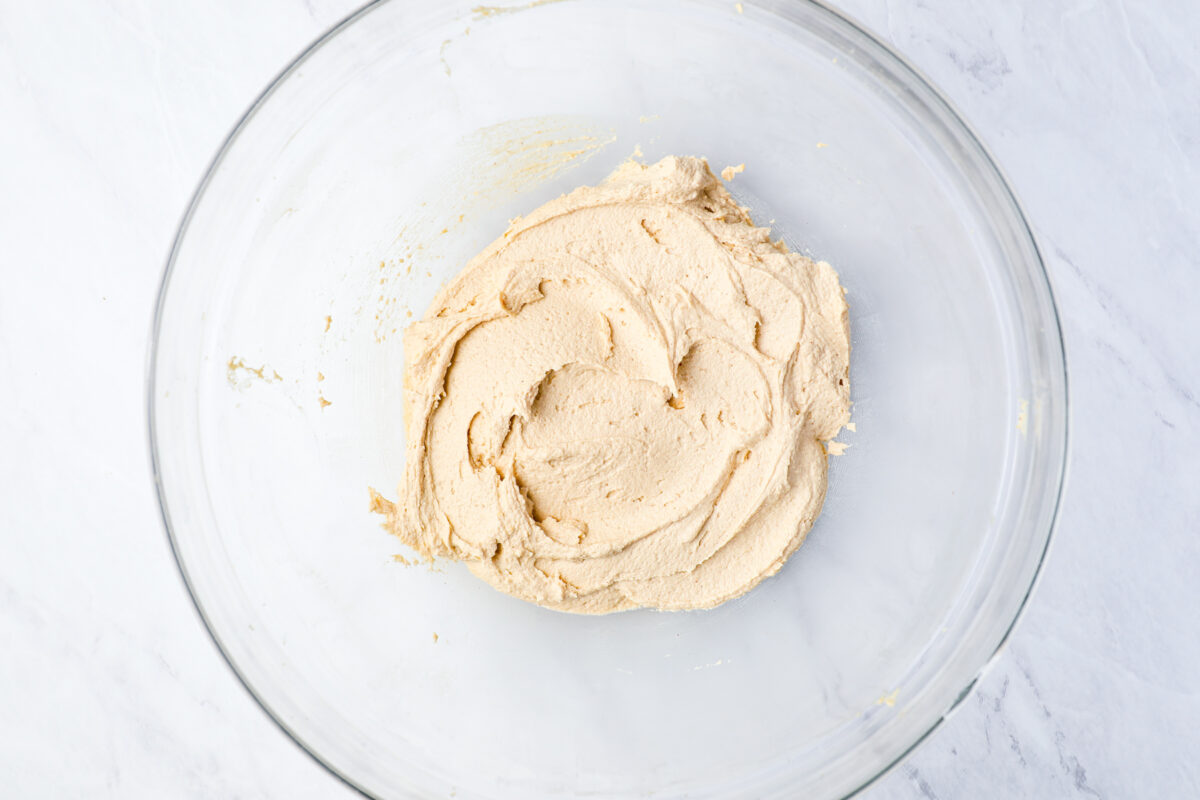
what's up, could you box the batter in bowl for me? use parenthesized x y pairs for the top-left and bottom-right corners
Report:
(370, 156), (850, 613)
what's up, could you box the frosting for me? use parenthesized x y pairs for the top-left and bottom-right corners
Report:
(371, 156), (850, 613)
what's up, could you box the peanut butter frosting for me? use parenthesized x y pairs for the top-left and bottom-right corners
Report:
(371, 156), (850, 613)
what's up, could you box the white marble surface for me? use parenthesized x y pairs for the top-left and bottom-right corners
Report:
(2, 0), (1197, 796)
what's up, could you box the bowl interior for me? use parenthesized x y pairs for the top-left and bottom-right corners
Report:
(152, 0), (1066, 797)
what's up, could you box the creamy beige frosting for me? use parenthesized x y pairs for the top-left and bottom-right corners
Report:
(371, 156), (850, 613)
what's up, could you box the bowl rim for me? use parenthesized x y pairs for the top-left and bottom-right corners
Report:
(146, 0), (1070, 797)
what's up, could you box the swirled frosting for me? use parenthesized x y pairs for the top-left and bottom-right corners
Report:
(371, 156), (850, 613)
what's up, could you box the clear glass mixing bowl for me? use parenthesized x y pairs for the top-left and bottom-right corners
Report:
(149, 1), (1068, 797)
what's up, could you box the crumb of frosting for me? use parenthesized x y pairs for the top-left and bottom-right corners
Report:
(226, 356), (283, 386)
(720, 163), (745, 181)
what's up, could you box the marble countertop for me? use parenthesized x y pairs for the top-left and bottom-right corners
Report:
(2, 0), (1197, 796)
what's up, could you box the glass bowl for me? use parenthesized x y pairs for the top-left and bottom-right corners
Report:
(149, 0), (1068, 797)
